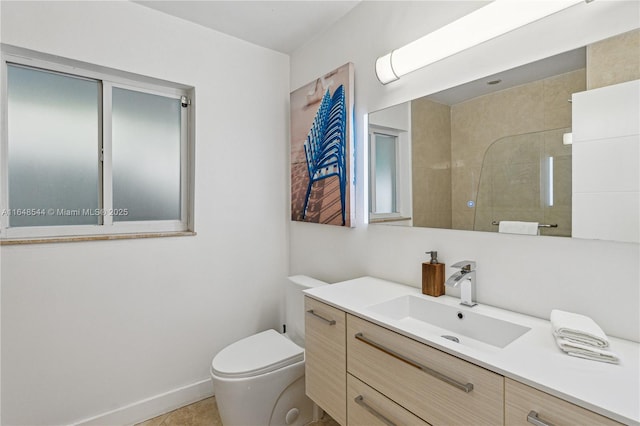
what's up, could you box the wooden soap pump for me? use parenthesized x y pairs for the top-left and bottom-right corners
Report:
(422, 251), (445, 297)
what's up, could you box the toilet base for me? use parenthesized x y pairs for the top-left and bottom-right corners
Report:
(211, 359), (313, 426)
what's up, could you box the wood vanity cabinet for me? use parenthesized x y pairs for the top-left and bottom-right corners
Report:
(505, 379), (623, 426)
(304, 296), (623, 426)
(347, 374), (429, 426)
(304, 297), (347, 425)
(347, 314), (504, 426)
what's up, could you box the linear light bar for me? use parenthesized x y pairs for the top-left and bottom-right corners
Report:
(375, 0), (592, 84)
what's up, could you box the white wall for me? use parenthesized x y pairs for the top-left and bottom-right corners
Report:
(0, 2), (289, 425)
(368, 102), (409, 131)
(572, 80), (640, 243)
(290, 1), (640, 341)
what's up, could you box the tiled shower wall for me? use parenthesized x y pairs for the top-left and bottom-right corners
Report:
(449, 68), (585, 232)
(411, 98), (452, 228)
(587, 29), (640, 90)
(411, 69), (585, 232)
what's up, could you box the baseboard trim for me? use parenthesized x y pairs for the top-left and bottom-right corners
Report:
(72, 378), (214, 426)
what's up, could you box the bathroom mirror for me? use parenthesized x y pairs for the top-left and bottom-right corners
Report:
(368, 30), (639, 239)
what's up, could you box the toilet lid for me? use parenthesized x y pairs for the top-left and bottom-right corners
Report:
(212, 329), (304, 378)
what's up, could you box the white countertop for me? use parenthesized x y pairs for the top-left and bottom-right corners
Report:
(304, 276), (640, 425)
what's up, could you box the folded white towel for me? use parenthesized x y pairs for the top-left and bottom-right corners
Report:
(498, 221), (539, 235)
(555, 336), (620, 364)
(550, 309), (609, 348)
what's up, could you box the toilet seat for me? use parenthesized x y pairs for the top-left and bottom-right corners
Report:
(212, 329), (304, 379)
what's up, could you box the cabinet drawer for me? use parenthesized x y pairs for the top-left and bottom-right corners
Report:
(505, 378), (622, 426)
(305, 297), (346, 425)
(348, 374), (430, 426)
(347, 314), (504, 426)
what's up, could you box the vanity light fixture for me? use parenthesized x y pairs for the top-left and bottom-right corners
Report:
(375, 0), (594, 84)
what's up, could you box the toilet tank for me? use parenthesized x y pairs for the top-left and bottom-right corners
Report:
(286, 275), (328, 348)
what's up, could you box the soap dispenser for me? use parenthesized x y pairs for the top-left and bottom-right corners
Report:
(422, 251), (445, 297)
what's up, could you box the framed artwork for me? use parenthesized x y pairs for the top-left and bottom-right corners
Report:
(290, 63), (355, 227)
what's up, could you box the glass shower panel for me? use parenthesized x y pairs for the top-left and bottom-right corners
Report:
(112, 88), (181, 222)
(374, 133), (397, 214)
(7, 65), (100, 227)
(473, 128), (571, 237)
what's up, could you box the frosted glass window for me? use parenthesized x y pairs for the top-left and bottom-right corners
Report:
(2, 51), (192, 240)
(7, 65), (100, 227)
(373, 133), (398, 214)
(112, 88), (181, 222)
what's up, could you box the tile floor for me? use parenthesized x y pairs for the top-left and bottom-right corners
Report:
(135, 397), (340, 426)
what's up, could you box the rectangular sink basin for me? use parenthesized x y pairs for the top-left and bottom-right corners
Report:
(367, 295), (530, 348)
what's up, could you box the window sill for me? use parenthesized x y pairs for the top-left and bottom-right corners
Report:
(369, 216), (412, 224)
(0, 231), (196, 245)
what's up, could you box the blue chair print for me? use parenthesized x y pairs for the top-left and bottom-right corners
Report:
(302, 84), (347, 225)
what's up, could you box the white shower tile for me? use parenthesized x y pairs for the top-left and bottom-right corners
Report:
(572, 192), (639, 243)
(572, 135), (640, 193)
(572, 80), (640, 142)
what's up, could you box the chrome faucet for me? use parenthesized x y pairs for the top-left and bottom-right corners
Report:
(445, 261), (477, 307)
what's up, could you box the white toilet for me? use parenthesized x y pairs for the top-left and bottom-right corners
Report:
(210, 275), (327, 426)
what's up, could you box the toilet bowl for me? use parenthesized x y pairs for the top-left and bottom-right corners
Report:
(210, 275), (327, 426)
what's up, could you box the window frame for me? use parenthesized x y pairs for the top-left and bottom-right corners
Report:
(368, 123), (413, 225)
(0, 46), (195, 241)
(369, 127), (402, 220)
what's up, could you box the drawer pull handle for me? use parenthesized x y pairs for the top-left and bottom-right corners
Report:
(355, 332), (474, 393)
(354, 395), (397, 426)
(527, 411), (555, 426)
(306, 309), (336, 325)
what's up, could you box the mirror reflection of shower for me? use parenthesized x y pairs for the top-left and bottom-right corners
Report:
(368, 48), (586, 234)
(473, 128), (572, 237)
